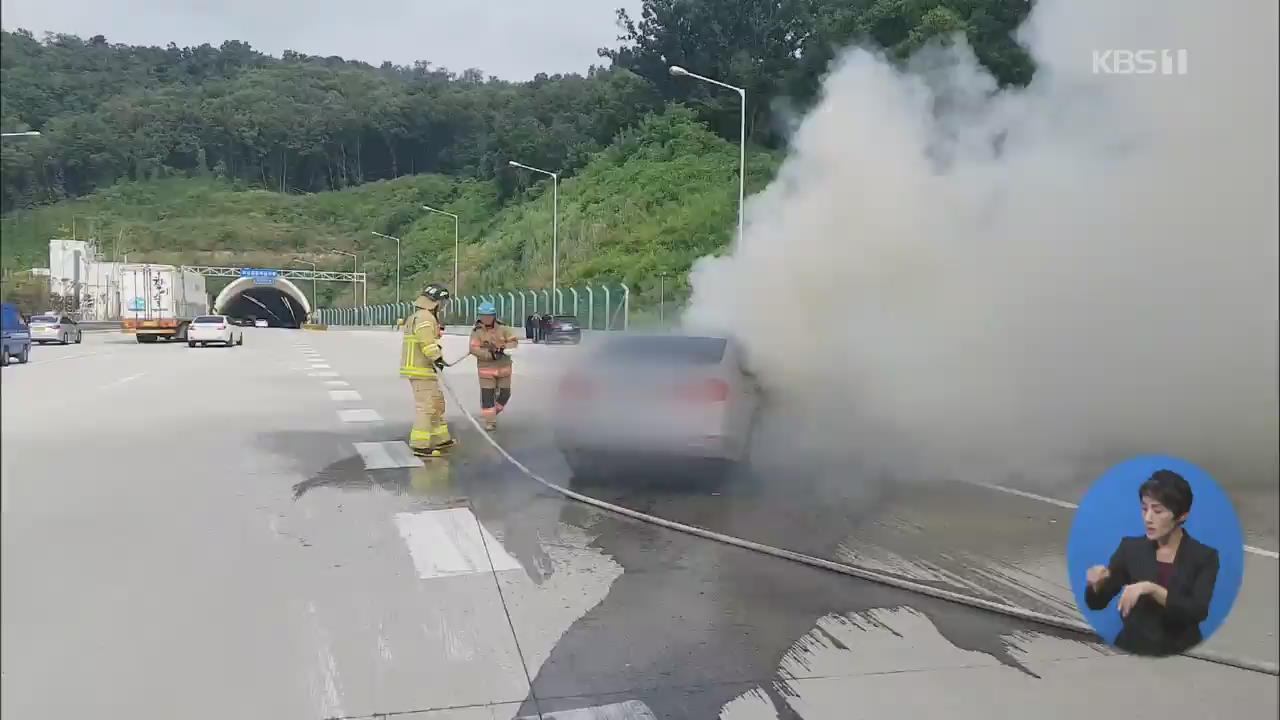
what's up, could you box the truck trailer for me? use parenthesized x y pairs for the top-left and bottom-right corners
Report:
(120, 264), (208, 343)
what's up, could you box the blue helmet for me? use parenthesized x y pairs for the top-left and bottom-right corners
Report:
(477, 301), (497, 316)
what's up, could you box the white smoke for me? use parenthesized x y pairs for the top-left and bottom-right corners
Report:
(684, 0), (1279, 489)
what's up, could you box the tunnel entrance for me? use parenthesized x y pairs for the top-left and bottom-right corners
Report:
(214, 277), (312, 328)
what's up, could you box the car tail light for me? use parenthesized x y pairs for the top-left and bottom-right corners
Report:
(50, 324), (60, 330)
(217, 324), (226, 330)
(680, 378), (729, 403)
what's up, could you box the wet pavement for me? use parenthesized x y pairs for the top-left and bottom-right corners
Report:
(1, 329), (1276, 719)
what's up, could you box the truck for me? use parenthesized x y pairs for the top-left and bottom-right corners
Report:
(119, 264), (209, 343)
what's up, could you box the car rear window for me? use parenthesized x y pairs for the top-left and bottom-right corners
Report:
(596, 336), (727, 365)
(31, 315), (58, 323)
(193, 316), (225, 324)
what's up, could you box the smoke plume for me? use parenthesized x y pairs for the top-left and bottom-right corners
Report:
(684, 0), (1278, 490)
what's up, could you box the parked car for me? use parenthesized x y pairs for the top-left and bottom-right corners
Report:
(254, 319), (269, 328)
(29, 314), (82, 345)
(1, 303), (32, 366)
(188, 315), (244, 348)
(553, 333), (761, 480)
(539, 314), (582, 344)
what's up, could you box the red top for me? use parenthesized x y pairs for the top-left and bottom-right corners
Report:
(1155, 561), (1174, 589)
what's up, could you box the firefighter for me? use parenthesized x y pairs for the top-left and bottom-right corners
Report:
(470, 301), (518, 431)
(401, 283), (454, 457)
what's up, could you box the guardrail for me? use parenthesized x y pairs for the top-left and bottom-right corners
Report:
(312, 282), (632, 331)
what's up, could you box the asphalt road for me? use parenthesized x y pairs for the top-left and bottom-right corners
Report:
(1, 329), (1276, 719)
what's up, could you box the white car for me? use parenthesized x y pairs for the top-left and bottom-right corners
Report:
(553, 333), (761, 481)
(29, 314), (82, 345)
(188, 315), (244, 348)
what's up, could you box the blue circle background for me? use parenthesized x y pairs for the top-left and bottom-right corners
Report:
(1066, 454), (1245, 646)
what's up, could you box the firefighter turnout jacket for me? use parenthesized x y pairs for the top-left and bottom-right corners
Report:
(400, 297), (443, 378)
(470, 321), (518, 379)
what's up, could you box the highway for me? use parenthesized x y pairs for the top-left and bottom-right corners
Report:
(2, 328), (1276, 719)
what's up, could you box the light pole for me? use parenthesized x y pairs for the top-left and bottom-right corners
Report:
(331, 249), (361, 306)
(0, 131), (40, 138)
(421, 204), (460, 293)
(669, 65), (746, 248)
(370, 231), (401, 305)
(293, 258), (317, 315)
(508, 160), (559, 311)
(658, 272), (670, 325)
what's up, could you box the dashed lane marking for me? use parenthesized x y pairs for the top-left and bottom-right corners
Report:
(100, 372), (146, 389)
(517, 701), (658, 720)
(327, 390), (362, 402)
(323, 380), (350, 387)
(337, 409), (382, 423)
(353, 441), (423, 470)
(308, 371), (340, 378)
(393, 507), (522, 579)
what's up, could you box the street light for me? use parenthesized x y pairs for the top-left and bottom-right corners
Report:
(669, 65), (746, 248)
(331, 249), (362, 306)
(658, 271), (670, 325)
(293, 258), (318, 314)
(421, 204), (460, 294)
(508, 160), (559, 311)
(370, 231), (401, 305)
(0, 131), (41, 138)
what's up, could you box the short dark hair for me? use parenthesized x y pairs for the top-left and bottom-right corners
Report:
(1138, 469), (1194, 518)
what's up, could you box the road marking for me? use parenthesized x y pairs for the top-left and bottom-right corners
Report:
(964, 480), (1279, 559)
(310, 363), (331, 369)
(353, 441), (423, 470)
(100, 372), (146, 389)
(308, 371), (340, 378)
(27, 350), (103, 365)
(306, 601), (345, 718)
(323, 380), (350, 387)
(337, 409), (382, 423)
(961, 480), (1080, 510)
(393, 507), (522, 579)
(517, 702), (659, 720)
(328, 390), (362, 402)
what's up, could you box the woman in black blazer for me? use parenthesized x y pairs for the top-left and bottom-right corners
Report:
(1084, 469), (1220, 657)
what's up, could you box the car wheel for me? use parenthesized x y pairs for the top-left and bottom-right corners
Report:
(188, 341), (196, 348)
(76, 332), (82, 344)
(60, 333), (69, 345)
(17, 345), (30, 364)
(1, 348), (8, 366)
(237, 334), (244, 346)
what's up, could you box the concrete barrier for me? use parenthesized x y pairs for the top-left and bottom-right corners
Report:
(78, 321), (123, 333)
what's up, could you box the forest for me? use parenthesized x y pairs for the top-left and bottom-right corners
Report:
(1, 0), (1034, 212)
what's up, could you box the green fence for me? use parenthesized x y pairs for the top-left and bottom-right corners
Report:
(313, 283), (631, 331)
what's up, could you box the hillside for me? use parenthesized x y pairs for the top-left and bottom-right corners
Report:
(0, 108), (778, 317)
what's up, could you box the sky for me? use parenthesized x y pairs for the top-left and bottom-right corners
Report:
(0, 0), (642, 80)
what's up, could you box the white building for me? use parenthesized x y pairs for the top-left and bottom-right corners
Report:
(45, 238), (127, 320)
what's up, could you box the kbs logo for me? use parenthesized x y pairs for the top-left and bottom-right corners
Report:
(1092, 49), (1189, 75)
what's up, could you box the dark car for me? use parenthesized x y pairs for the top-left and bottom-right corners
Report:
(1, 302), (32, 366)
(539, 314), (582, 344)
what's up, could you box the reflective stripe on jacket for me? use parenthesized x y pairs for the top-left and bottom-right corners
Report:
(470, 321), (517, 378)
(400, 304), (442, 378)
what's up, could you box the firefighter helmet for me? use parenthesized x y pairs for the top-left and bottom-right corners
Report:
(477, 301), (497, 316)
(420, 283), (451, 302)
